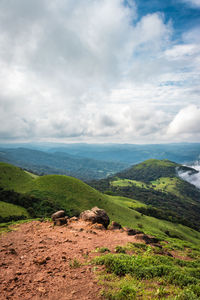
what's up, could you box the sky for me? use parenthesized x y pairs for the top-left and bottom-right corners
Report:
(0, 0), (200, 144)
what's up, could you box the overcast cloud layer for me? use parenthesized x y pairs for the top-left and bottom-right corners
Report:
(0, 0), (200, 143)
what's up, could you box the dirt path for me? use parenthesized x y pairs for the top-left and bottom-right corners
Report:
(0, 220), (139, 300)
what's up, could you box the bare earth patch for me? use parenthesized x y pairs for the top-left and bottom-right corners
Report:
(0, 220), (141, 300)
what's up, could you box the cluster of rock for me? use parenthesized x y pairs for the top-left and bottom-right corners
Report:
(51, 207), (109, 228)
(79, 207), (110, 229)
(51, 207), (160, 246)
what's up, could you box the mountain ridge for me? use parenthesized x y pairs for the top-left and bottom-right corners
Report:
(0, 147), (128, 180)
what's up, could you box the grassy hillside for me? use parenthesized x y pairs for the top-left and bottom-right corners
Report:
(116, 159), (197, 182)
(0, 162), (34, 191)
(89, 159), (200, 231)
(0, 201), (29, 222)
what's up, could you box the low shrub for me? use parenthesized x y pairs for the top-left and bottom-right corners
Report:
(94, 253), (200, 288)
(115, 246), (126, 254)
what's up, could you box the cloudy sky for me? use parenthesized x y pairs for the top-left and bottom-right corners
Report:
(0, 0), (200, 143)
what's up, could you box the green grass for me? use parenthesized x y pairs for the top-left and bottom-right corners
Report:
(134, 159), (177, 169)
(0, 162), (34, 192)
(107, 196), (146, 210)
(0, 201), (29, 222)
(24, 170), (38, 179)
(0, 201), (29, 218)
(151, 177), (184, 197)
(112, 176), (184, 199)
(111, 178), (149, 189)
(93, 251), (200, 299)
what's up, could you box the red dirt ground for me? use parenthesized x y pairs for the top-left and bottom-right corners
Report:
(0, 220), (142, 300)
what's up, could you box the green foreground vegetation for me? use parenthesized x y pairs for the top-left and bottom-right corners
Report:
(93, 243), (200, 299)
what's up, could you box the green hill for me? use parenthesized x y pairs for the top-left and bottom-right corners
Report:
(116, 159), (197, 182)
(0, 201), (29, 222)
(89, 159), (200, 231)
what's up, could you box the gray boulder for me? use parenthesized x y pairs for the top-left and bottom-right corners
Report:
(51, 210), (65, 221)
(80, 207), (110, 228)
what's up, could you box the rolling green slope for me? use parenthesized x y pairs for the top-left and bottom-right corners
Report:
(0, 162), (34, 191)
(89, 159), (200, 231)
(0, 201), (29, 222)
(116, 159), (197, 182)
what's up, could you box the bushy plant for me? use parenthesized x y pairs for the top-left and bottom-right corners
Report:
(115, 246), (126, 254)
(95, 247), (110, 253)
(94, 253), (200, 288)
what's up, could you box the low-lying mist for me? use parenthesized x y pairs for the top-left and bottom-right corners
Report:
(178, 161), (200, 189)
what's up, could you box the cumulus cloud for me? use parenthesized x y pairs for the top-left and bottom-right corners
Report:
(0, 0), (199, 143)
(167, 105), (200, 136)
(178, 162), (200, 189)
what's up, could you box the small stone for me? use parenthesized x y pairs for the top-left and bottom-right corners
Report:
(15, 271), (22, 275)
(33, 256), (50, 265)
(9, 248), (17, 255)
(37, 287), (46, 293)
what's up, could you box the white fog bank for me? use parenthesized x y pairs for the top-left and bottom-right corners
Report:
(178, 161), (200, 189)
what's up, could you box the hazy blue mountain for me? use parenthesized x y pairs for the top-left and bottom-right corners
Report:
(0, 148), (128, 180)
(47, 143), (200, 164)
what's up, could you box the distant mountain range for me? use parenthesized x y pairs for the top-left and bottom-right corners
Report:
(46, 143), (200, 164)
(0, 142), (199, 181)
(0, 147), (128, 180)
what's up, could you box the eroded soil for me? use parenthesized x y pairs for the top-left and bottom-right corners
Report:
(0, 220), (142, 300)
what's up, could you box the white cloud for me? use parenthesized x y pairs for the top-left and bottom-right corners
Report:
(179, 163), (200, 189)
(167, 105), (200, 136)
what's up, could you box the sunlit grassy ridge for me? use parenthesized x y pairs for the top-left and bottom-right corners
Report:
(111, 178), (149, 189)
(0, 162), (34, 192)
(112, 176), (187, 199)
(116, 159), (179, 182)
(0, 201), (29, 222)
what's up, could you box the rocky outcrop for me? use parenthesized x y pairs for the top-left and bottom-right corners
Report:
(80, 207), (110, 228)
